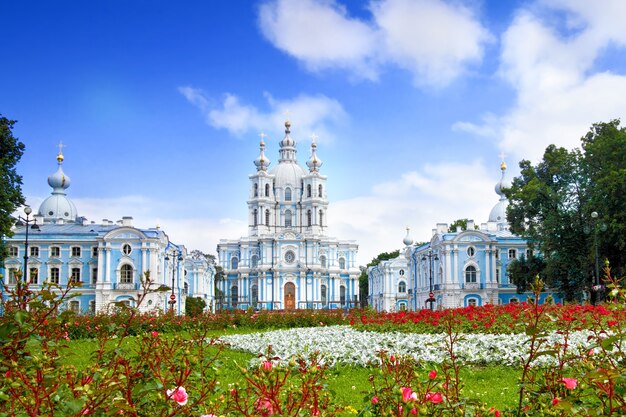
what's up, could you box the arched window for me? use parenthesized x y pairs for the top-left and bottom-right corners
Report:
(320, 255), (327, 268)
(265, 209), (270, 226)
(467, 298), (478, 307)
(265, 184), (270, 197)
(71, 267), (81, 283)
(339, 258), (346, 269)
(231, 285), (238, 308)
(253, 209), (258, 226)
(231, 257), (239, 270)
(340, 285), (346, 306)
(251, 255), (258, 268)
(285, 187), (292, 201)
(321, 284), (327, 306)
(398, 281), (406, 293)
(284, 209), (292, 227)
(319, 210), (323, 226)
(254, 183), (258, 197)
(184, 282), (189, 296)
(120, 264), (133, 283)
(465, 265), (477, 283)
(251, 284), (258, 308)
(307, 210), (312, 227)
(307, 184), (312, 197)
(318, 184), (323, 197)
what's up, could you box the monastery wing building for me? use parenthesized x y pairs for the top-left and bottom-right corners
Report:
(2, 150), (215, 315)
(217, 121), (359, 310)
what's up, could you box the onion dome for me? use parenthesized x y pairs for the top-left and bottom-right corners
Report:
(306, 134), (323, 172)
(254, 134), (271, 171)
(403, 227), (413, 246)
(278, 120), (297, 162)
(488, 159), (512, 225)
(38, 149), (79, 223)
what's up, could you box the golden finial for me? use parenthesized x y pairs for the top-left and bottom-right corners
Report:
(259, 132), (266, 145)
(56, 141), (66, 163)
(499, 151), (507, 171)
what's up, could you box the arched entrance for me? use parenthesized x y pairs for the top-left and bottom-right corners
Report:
(284, 282), (296, 310)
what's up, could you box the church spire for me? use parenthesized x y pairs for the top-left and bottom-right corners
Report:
(306, 133), (323, 172)
(254, 132), (270, 171)
(278, 120), (297, 162)
(38, 143), (79, 223)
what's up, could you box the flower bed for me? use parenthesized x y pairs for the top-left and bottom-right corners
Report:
(220, 325), (607, 367)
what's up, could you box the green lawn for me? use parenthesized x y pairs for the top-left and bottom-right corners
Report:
(61, 331), (520, 411)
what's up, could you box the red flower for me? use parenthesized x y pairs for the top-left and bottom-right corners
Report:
(401, 387), (414, 402)
(426, 392), (443, 404)
(552, 397), (560, 406)
(151, 331), (158, 337)
(371, 396), (379, 405)
(262, 360), (273, 371)
(561, 378), (578, 389)
(428, 370), (437, 379)
(390, 355), (396, 363)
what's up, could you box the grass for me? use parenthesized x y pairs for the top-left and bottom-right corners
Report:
(61, 330), (521, 411)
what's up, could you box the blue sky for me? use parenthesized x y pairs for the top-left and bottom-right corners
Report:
(3, 0), (626, 263)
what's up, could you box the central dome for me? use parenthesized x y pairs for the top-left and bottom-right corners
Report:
(269, 161), (307, 189)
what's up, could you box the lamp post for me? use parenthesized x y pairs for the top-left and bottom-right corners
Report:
(422, 249), (438, 310)
(269, 267), (273, 311)
(17, 206), (40, 283)
(165, 249), (183, 313)
(306, 268), (311, 309)
(587, 211), (607, 304)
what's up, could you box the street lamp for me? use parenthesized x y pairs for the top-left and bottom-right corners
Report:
(16, 206), (40, 283)
(165, 249), (183, 313)
(306, 268), (311, 309)
(268, 267), (273, 311)
(422, 249), (438, 310)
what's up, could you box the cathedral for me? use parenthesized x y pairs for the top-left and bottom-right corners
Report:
(2, 149), (215, 315)
(217, 121), (360, 310)
(368, 161), (561, 311)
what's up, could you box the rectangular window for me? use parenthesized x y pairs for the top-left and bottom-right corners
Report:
(29, 268), (38, 284)
(50, 246), (60, 257)
(9, 246), (18, 257)
(508, 249), (517, 259)
(92, 268), (98, 284)
(50, 267), (60, 284)
(71, 247), (82, 257)
(89, 300), (96, 314)
(30, 247), (39, 257)
(8, 269), (17, 285)
(92, 247), (98, 258)
(69, 300), (80, 313)
(526, 249), (533, 258)
(496, 268), (500, 283)
(71, 268), (81, 283)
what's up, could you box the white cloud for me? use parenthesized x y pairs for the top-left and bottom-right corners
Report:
(257, 0), (491, 87)
(258, 0), (379, 80)
(455, 0), (626, 162)
(371, 0), (491, 87)
(180, 88), (347, 142)
(328, 159), (498, 263)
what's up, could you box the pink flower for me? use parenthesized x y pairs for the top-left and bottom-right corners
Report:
(390, 355), (396, 363)
(410, 407), (418, 415)
(255, 397), (274, 416)
(428, 370), (437, 379)
(426, 392), (443, 404)
(561, 378), (578, 390)
(552, 397), (560, 406)
(401, 387), (414, 402)
(151, 331), (158, 337)
(371, 396), (379, 405)
(166, 386), (188, 405)
(262, 360), (273, 371)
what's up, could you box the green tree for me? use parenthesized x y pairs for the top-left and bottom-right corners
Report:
(505, 120), (626, 300)
(0, 115), (26, 264)
(448, 218), (478, 233)
(507, 254), (547, 293)
(359, 250), (401, 306)
(185, 296), (207, 316)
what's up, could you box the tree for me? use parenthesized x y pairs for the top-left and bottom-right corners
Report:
(359, 250), (401, 306)
(0, 115), (26, 265)
(505, 120), (626, 300)
(448, 218), (478, 233)
(507, 254), (547, 294)
(185, 296), (207, 316)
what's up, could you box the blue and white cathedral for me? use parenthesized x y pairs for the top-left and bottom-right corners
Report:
(1, 149), (216, 314)
(368, 160), (561, 311)
(217, 121), (359, 310)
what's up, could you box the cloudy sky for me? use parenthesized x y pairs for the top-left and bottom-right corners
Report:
(3, 0), (626, 263)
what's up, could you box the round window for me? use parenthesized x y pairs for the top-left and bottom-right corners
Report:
(467, 247), (475, 257)
(122, 244), (132, 255)
(284, 250), (295, 264)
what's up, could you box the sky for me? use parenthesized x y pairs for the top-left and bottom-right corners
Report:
(2, 0), (626, 264)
